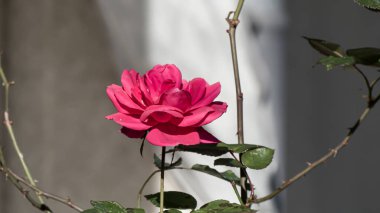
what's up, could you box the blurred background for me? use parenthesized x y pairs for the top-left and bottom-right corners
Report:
(0, 0), (380, 212)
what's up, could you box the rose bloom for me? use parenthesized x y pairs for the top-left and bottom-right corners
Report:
(106, 64), (227, 146)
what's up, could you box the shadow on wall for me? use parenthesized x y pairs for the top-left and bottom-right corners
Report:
(0, 1), (154, 212)
(285, 1), (380, 213)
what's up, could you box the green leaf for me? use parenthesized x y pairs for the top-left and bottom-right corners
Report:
(354, 0), (380, 11)
(220, 170), (240, 183)
(145, 191), (197, 210)
(318, 56), (355, 71)
(216, 143), (261, 153)
(154, 154), (182, 169)
(241, 147), (274, 170)
(173, 143), (228, 156)
(303, 36), (344, 57)
(191, 164), (239, 184)
(90, 201), (127, 213)
(347, 47), (380, 67)
(191, 200), (256, 213)
(214, 158), (245, 168)
(81, 209), (99, 213)
(164, 209), (182, 213)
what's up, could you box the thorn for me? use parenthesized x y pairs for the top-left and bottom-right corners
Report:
(3, 120), (13, 125)
(226, 11), (234, 20)
(67, 197), (73, 204)
(330, 148), (338, 157)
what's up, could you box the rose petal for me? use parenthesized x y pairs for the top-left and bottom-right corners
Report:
(143, 75), (161, 103)
(138, 77), (153, 105)
(121, 69), (140, 96)
(140, 105), (184, 123)
(190, 82), (221, 110)
(186, 78), (207, 105)
(160, 88), (192, 112)
(182, 79), (188, 90)
(120, 127), (146, 138)
(113, 90), (144, 113)
(106, 84), (128, 114)
(193, 101), (228, 126)
(156, 64), (182, 88)
(146, 124), (199, 146)
(198, 127), (220, 143)
(179, 106), (215, 127)
(106, 113), (152, 130)
(145, 64), (183, 102)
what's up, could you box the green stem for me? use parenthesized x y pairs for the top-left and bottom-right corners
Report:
(233, 0), (245, 20)
(160, 147), (166, 213)
(231, 181), (244, 205)
(0, 65), (9, 112)
(0, 157), (83, 212)
(137, 170), (160, 208)
(0, 149), (52, 212)
(138, 165), (246, 209)
(0, 63), (47, 207)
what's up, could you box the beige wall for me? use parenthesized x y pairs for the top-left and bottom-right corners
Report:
(0, 1), (154, 212)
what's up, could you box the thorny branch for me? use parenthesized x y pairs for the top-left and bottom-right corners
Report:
(253, 70), (380, 204)
(0, 59), (83, 212)
(226, 0), (249, 204)
(0, 155), (83, 212)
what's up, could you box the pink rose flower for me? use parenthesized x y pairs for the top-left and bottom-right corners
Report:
(106, 64), (227, 146)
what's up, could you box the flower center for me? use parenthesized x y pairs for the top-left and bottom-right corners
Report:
(159, 88), (192, 112)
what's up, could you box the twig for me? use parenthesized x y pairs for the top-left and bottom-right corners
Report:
(0, 59), (82, 212)
(226, 0), (247, 204)
(353, 65), (372, 100)
(0, 60), (47, 207)
(159, 147), (166, 213)
(231, 181), (244, 205)
(0, 149), (52, 211)
(229, 152), (254, 201)
(371, 76), (380, 88)
(7, 169), (84, 212)
(137, 166), (244, 207)
(0, 148), (83, 212)
(137, 170), (160, 208)
(253, 95), (379, 203)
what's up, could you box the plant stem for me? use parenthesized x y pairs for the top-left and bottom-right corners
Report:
(0, 62), (47, 208)
(231, 181), (244, 205)
(0, 149), (83, 212)
(229, 152), (254, 201)
(137, 170), (160, 208)
(160, 147), (166, 213)
(232, 0), (245, 20)
(226, 0), (247, 204)
(138, 166), (245, 208)
(253, 96), (379, 203)
(352, 65), (372, 102)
